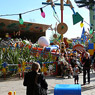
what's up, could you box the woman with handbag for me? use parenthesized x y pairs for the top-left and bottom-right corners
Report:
(23, 62), (48, 95)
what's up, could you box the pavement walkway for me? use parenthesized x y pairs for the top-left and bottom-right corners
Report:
(0, 71), (95, 95)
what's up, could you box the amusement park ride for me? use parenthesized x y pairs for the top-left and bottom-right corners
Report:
(42, 0), (83, 54)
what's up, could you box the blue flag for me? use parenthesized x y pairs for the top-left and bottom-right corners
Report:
(80, 27), (86, 43)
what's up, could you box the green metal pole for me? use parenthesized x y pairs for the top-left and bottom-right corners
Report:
(90, 5), (95, 43)
(90, 5), (95, 30)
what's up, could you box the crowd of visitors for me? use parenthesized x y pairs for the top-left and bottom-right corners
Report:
(57, 49), (95, 85)
(57, 50), (82, 79)
(23, 49), (95, 95)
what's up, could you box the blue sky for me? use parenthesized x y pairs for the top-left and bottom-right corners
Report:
(0, 0), (89, 39)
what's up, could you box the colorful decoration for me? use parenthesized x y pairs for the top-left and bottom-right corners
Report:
(41, 67), (47, 73)
(14, 91), (16, 95)
(89, 29), (93, 34)
(38, 36), (50, 47)
(80, 22), (84, 28)
(8, 91), (12, 95)
(88, 43), (95, 56)
(8, 91), (16, 95)
(57, 23), (68, 34)
(72, 12), (83, 25)
(19, 14), (24, 25)
(40, 8), (45, 18)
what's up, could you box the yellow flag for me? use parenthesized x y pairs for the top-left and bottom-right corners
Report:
(80, 22), (84, 28)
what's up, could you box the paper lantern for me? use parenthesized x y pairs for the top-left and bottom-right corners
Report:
(38, 36), (50, 47)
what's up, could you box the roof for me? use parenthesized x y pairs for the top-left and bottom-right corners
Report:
(0, 18), (50, 37)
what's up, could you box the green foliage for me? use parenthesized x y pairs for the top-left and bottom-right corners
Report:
(0, 46), (55, 66)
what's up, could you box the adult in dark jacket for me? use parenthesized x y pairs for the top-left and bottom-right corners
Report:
(23, 62), (48, 95)
(82, 53), (91, 85)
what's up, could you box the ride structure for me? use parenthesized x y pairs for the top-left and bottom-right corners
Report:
(42, 0), (83, 54)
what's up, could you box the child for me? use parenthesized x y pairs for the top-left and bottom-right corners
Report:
(73, 64), (79, 84)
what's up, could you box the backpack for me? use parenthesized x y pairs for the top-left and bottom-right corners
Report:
(33, 74), (47, 95)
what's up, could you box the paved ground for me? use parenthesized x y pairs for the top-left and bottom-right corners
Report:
(0, 71), (95, 95)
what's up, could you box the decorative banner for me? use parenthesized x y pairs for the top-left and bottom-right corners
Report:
(73, 12), (83, 25)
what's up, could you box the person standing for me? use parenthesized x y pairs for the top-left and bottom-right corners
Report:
(82, 53), (91, 85)
(73, 64), (79, 84)
(23, 62), (48, 95)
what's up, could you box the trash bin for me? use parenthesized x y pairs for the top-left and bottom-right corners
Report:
(54, 84), (81, 95)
